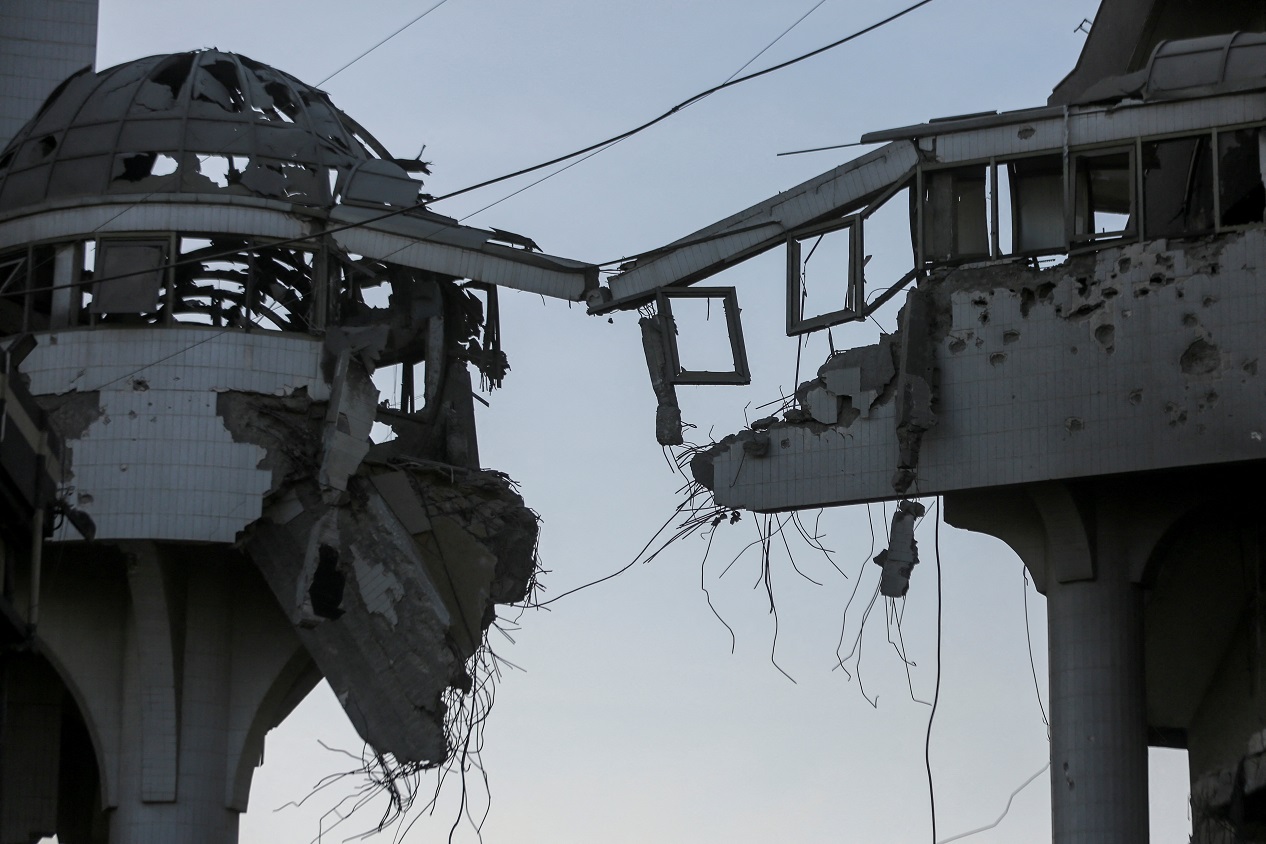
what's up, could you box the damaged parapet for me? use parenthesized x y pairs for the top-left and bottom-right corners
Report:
(873, 500), (925, 598)
(0, 49), (596, 805)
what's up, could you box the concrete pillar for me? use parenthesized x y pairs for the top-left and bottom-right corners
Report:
(1047, 559), (1149, 843)
(6, 544), (320, 843)
(944, 480), (1184, 844)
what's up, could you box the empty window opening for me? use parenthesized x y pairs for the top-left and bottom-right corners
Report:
(922, 166), (989, 264)
(786, 218), (861, 335)
(657, 288), (750, 385)
(1143, 136), (1215, 239)
(1218, 128), (1266, 227)
(151, 153), (178, 177)
(197, 155), (246, 188)
(1073, 149), (1134, 243)
(172, 238), (250, 327)
(859, 185), (916, 323)
(1009, 155), (1065, 254)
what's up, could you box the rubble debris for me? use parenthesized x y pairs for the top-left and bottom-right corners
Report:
(873, 500), (926, 598)
(892, 289), (938, 493)
(242, 464), (538, 765)
(640, 314), (684, 446)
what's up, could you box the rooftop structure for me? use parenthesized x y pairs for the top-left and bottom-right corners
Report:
(0, 50), (595, 843)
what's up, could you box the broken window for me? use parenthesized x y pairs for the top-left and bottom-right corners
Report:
(193, 59), (245, 113)
(92, 239), (168, 317)
(1217, 127), (1266, 227)
(857, 183), (917, 321)
(1143, 136), (1215, 239)
(195, 154), (246, 189)
(921, 166), (989, 264)
(786, 217), (862, 335)
(171, 237), (250, 327)
(249, 246), (317, 332)
(109, 152), (180, 188)
(1072, 148), (1135, 244)
(656, 287), (750, 385)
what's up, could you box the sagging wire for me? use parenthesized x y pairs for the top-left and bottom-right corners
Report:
(520, 478), (728, 611)
(1022, 566), (1051, 735)
(887, 596), (932, 707)
(281, 615), (524, 844)
(833, 502), (878, 680)
(833, 498), (932, 707)
(935, 762), (1051, 844)
(429, 0), (940, 206)
(317, 0), (455, 86)
(924, 496), (944, 844)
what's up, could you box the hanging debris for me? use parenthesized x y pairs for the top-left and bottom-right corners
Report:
(873, 499), (926, 597)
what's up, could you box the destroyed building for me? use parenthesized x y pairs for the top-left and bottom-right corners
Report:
(0, 49), (597, 843)
(589, 5), (1266, 843)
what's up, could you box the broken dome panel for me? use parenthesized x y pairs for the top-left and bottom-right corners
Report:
(0, 50), (395, 212)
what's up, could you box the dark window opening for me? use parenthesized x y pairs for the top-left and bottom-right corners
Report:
(922, 166), (989, 264)
(1073, 149), (1135, 244)
(1143, 136), (1215, 239)
(148, 53), (194, 100)
(1219, 128), (1266, 227)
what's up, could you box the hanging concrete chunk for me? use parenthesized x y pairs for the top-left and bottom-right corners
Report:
(873, 499), (926, 598)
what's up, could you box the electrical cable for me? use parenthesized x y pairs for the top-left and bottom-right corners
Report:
(427, 0), (940, 205)
(935, 762), (1051, 844)
(317, 0), (455, 86)
(1022, 567), (1051, 732)
(925, 496), (943, 844)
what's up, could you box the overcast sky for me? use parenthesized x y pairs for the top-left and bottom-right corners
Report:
(88, 1), (1193, 841)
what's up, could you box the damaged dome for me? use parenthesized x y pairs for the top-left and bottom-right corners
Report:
(0, 50), (426, 211)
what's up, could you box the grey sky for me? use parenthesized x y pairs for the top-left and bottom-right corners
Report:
(86, 1), (1193, 841)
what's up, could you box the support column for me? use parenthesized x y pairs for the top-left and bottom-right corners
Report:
(13, 544), (320, 843)
(1047, 559), (1149, 843)
(944, 480), (1178, 844)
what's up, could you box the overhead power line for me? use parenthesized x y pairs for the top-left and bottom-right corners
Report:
(317, 0), (456, 86)
(428, 0), (941, 204)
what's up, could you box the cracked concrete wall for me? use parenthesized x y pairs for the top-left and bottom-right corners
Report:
(22, 322), (539, 774)
(242, 466), (537, 765)
(698, 229), (1266, 511)
(25, 328), (330, 541)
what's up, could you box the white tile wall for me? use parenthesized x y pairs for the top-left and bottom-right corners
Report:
(25, 327), (328, 542)
(711, 230), (1266, 511)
